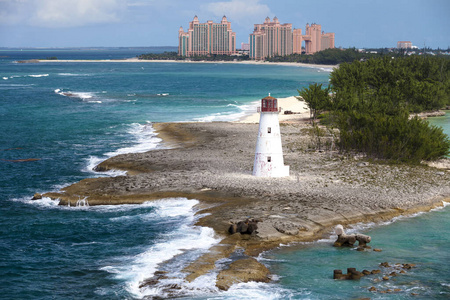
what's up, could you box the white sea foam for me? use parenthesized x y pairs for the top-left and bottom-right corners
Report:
(129, 225), (219, 298)
(54, 88), (96, 100)
(223, 281), (298, 299)
(104, 122), (162, 157)
(96, 198), (221, 299)
(28, 74), (49, 78)
(2, 77), (8, 80)
(83, 122), (161, 175)
(57, 73), (90, 76)
(194, 100), (259, 122)
(83, 155), (127, 177)
(318, 67), (334, 72)
(16, 196), (60, 208)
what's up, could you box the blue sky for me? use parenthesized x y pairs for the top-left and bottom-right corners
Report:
(0, 0), (448, 49)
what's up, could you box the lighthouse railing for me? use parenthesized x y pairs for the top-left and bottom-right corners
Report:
(257, 107), (282, 113)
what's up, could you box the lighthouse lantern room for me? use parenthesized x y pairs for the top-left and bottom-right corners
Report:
(253, 94), (289, 177)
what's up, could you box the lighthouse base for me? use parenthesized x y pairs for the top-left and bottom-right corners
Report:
(252, 153), (290, 177)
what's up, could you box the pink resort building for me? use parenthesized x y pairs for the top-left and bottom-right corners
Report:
(250, 18), (335, 60)
(250, 17), (293, 60)
(178, 16), (236, 57)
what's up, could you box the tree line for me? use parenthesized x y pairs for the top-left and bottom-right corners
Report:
(137, 52), (250, 61)
(268, 48), (450, 65)
(299, 55), (450, 163)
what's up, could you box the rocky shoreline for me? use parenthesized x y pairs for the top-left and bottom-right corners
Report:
(42, 121), (450, 292)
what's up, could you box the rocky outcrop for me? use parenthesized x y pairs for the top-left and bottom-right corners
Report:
(216, 258), (270, 291)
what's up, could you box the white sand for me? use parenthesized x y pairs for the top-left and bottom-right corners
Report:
(237, 96), (310, 123)
(37, 58), (337, 70)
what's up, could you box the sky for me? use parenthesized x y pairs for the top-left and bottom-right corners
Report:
(0, 0), (449, 49)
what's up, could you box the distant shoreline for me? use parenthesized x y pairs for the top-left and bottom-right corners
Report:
(28, 58), (338, 70)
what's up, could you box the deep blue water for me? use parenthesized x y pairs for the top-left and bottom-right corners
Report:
(0, 50), (448, 299)
(0, 47), (177, 61)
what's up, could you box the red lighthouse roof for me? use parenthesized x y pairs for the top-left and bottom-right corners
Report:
(261, 94), (278, 112)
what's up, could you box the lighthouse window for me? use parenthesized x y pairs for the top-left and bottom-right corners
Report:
(267, 156), (271, 162)
(267, 127), (271, 133)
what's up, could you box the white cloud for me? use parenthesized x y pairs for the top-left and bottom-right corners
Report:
(203, 0), (272, 26)
(0, 0), (126, 27)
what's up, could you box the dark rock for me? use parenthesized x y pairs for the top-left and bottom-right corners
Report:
(333, 269), (347, 280)
(228, 219), (259, 235)
(402, 263), (416, 269)
(228, 224), (237, 234)
(236, 221), (249, 233)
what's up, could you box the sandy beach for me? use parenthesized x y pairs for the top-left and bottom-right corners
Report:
(238, 96), (311, 123)
(33, 57), (338, 70)
(42, 112), (450, 291)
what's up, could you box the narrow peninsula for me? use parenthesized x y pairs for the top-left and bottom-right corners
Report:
(42, 100), (450, 290)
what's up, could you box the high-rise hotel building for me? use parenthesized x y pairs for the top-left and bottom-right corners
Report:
(250, 17), (293, 60)
(178, 16), (236, 57)
(250, 18), (335, 60)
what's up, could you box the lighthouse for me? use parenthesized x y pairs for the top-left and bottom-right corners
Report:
(253, 94), (289, 177)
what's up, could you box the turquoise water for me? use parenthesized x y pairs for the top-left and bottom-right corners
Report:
(429, 111), (450, 158)
(262, 205), (450, 299)
(0, 50), (448, 299)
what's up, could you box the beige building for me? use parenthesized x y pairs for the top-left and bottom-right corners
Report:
(250, 18), (335, 59)
(397, 41), (412, 49)
(178, 16), (236, 57)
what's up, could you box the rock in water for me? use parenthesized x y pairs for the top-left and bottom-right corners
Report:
(32, 193), (42, 200)
(333, 224), (371, 247)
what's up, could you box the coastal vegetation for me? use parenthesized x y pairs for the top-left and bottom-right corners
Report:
(267, 47), (450, 65)
(137, 51), (250, 61)
(300, 55), (450, 162)
(139, 48), (449, 65)
(137, 51), (183, 60)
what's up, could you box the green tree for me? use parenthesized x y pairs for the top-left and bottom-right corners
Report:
(297, 83), (331, 124)
(326, 55), (450, 162)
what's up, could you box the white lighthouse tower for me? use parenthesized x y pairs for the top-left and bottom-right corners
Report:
(253, 94), (289, 177)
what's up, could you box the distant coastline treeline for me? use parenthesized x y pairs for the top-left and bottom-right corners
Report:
(300, 55), (450, 162)
(137, 51), (250, 61)
(137, 48), (449, 65)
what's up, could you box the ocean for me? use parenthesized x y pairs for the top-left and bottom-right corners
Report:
(0, 49), (448, 299)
